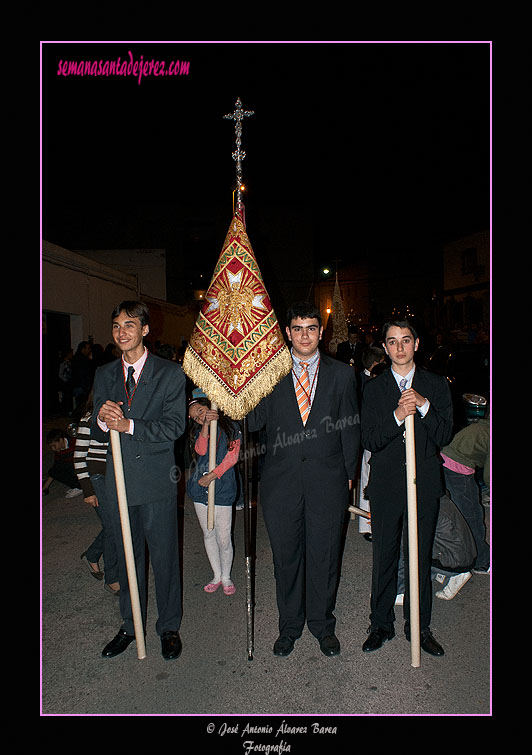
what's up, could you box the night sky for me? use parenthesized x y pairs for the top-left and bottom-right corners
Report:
(41, 41), (490, 313)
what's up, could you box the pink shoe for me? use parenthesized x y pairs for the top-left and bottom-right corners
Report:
(204, 581), (222, 593)
(223, 582), (236, 595)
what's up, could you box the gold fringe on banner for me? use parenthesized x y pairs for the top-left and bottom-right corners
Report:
(183, 214), (292, 419)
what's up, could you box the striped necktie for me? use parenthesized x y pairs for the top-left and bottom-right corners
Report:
(126, 365), (136, 398)
(296, 361), (311, 425)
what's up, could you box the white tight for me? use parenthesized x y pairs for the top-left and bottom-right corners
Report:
(193, 503), (234, 584)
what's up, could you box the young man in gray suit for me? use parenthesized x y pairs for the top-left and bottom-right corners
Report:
(248, 302), (360, 658)
(92, 301), (186, 660)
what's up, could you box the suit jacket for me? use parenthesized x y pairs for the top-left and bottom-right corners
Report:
(361, 366), (453, 503)
(248, 352), (360, 506)
(92, 353), (186, 507)
(336, 340), (364, 370)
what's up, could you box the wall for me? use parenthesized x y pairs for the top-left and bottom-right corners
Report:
(42, 241), (140, 347)
(42, 241), (200, 348)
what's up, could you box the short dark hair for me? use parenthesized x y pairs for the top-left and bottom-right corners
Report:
(382, 319), (418, 342)
(112, 300), (150, 327)
(75, 340), (91, 354)
(370, 361), (388, 379)
(362, 346), (385, 370)
(286, 301), (322, 328)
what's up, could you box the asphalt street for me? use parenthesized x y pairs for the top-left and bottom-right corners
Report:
(41, 415), (491, 731)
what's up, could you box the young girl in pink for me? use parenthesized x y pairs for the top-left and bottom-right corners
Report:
(187, 393), (241, 595)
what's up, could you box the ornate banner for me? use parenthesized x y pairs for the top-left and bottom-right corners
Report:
(183, 212), (292, 419)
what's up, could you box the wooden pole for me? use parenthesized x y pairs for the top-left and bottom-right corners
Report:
(404, 414), (421, 668)
(109, 430), (146, 660)
(207, 402), (218, 530)
(348, 505), (371, 519)
(242, 418), (254, 660)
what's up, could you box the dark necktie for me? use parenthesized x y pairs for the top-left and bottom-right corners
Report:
(126, 366), (136, 397)
(399, 378), (408, 439)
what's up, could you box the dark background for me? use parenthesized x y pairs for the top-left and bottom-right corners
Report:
(41, 41), (489, 315)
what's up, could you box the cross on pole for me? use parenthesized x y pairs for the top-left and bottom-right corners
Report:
(223, 97), (254, 211)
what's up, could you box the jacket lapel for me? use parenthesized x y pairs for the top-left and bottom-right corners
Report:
(125, 352), (156, 417)
(382, 368), (400, 412)
(280, 369), (301, 422)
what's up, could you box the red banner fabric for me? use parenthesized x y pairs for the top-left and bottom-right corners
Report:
(183, 213), (292, 419)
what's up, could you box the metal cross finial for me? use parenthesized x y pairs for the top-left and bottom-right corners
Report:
(223, 98), (254, 211)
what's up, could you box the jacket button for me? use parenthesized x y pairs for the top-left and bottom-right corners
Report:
(301, 457), (307, 462)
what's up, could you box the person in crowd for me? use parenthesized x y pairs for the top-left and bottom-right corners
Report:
(58, 348), (73, 413)
(71, 341), (93, 415)
(335, 325), (364, 371)
(74, 390), (120, 595)
(91, 300), (186, 661)
(357, 359), (388, 541)
(43, 429), (83, 499)
(90, 344), (105, 374)
(361, 319), (453, 657)
(248, 301), (360, 658)
(396, 491), (477, 604)
(440, 412), (490, 574)
(102, 343), (121, 364)
(359, 346), (386, 392)
(187, 390), (242, 595)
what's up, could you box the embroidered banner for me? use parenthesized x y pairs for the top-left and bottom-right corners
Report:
(183, 212), (292, 419)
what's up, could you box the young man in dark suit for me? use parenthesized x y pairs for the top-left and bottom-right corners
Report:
(361, 320), (453, 656)
(248, 302), (360, 658)
(335, 325), (364, 371)
(92, 301), (186, 660)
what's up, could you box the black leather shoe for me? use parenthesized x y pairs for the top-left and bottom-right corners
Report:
(102, 630), (135, 658)
(161, 631), (182, 660)
(273, 635), (296, 657)
(362, 626), (395, 652)
(319, 634), (341, 656)
(406, 628), (444, 656)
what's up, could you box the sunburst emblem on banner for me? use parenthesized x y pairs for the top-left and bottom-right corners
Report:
(183, 212), (293, 419)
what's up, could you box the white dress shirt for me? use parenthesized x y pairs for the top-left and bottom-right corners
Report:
(392, 366), (430, 425)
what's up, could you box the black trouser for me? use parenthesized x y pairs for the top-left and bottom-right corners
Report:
(262, 491), (347, 640)
(48, 461), (78, 490)
(369, 494), (440, 633)
(109, 498), (182, 637)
